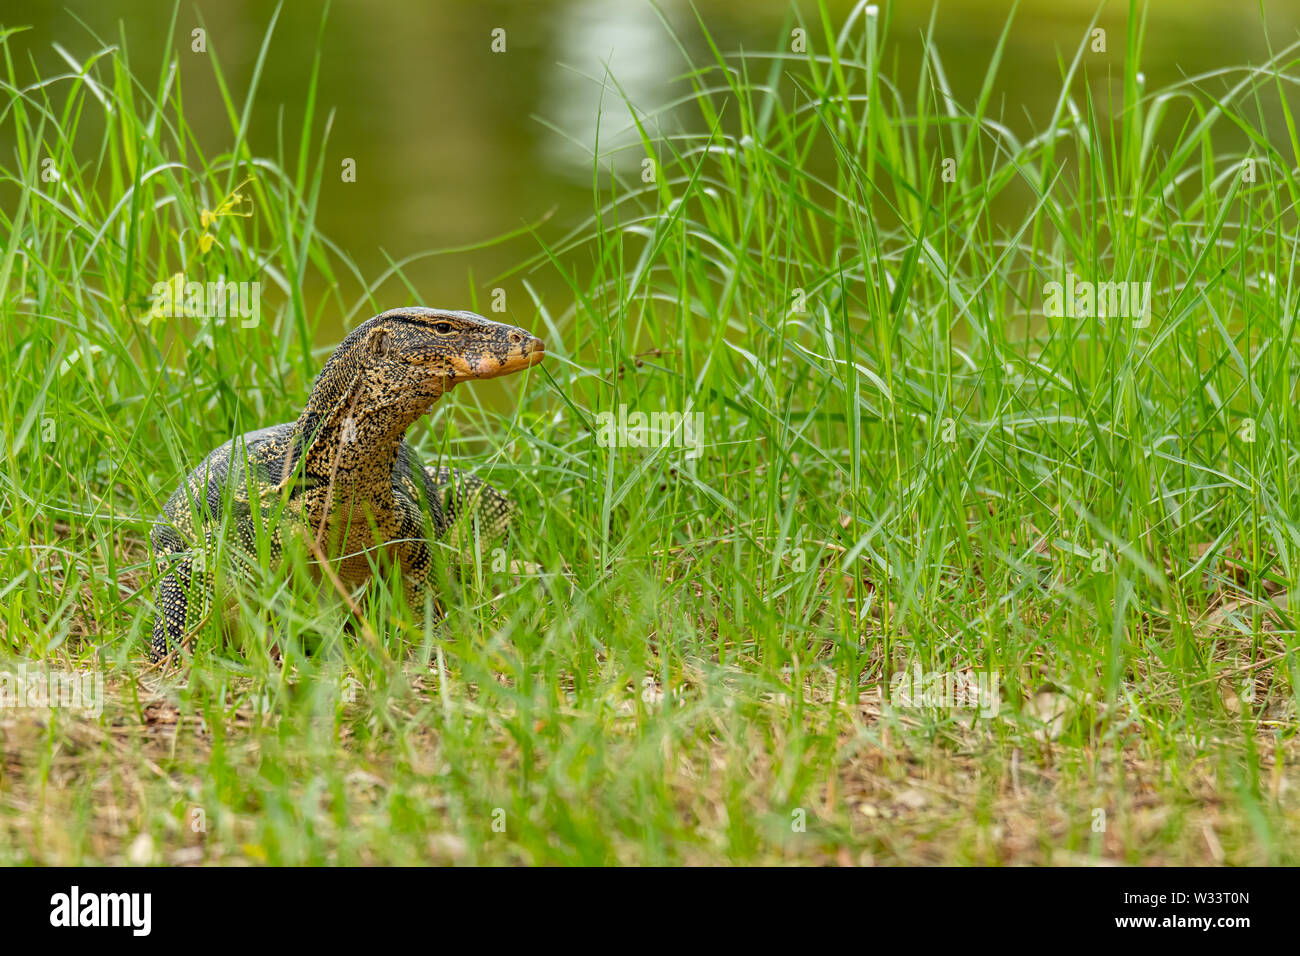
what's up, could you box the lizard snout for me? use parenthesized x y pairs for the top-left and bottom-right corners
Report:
(451, 332), (545, 380)
(481, 335), (544, 376)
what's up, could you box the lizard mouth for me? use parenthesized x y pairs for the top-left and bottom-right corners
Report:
(467, 337), (545, 379)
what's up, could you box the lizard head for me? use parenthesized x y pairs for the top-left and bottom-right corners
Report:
(297, 308), (545, 448)
(361, 307), (545, 390)
(344, 308), (544, 410)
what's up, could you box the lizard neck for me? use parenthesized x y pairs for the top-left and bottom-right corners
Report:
(288, 368), (447, 523)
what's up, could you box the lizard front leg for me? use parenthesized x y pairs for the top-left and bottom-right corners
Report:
(149, 510), (278, 662)
(149, 525), (215, 662)
(389, 489), (440, 616)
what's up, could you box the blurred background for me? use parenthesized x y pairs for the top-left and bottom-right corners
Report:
(4, 0), (1298, 340)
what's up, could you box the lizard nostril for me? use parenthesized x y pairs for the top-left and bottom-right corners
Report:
(508, 332), (522, 345)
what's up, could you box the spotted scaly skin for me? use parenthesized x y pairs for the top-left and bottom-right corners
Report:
(149, 308), (544, 661)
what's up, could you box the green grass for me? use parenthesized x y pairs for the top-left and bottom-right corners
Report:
(2, 0), (1299, 864)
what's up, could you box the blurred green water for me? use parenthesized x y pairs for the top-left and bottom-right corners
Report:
(3, 0), (1297, 342)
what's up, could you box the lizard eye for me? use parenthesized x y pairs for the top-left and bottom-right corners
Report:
(433, 322), (454, 334)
